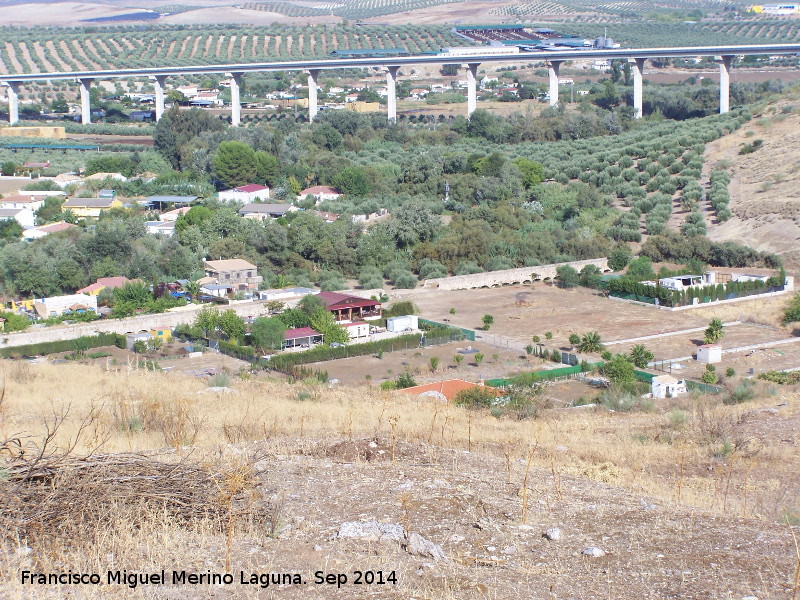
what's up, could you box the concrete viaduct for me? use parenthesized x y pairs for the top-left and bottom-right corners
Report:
(3, 44), (800, 126)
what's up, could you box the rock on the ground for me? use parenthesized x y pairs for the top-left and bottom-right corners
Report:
(582, 546), (606, 557)
(544, 527), (561, 541)
(406, 532), (445, 560)
(337, 521), (405, 543)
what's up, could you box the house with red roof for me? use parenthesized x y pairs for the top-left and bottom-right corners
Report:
(300, 185), (341, 203)
(283, 327), (324, 349)
(400, 379), (500, 402)
(77, 276), (135, 296)
(22, 221), (76, 240)
(316, 291), (382, 322)
(218, 184), (271, 203)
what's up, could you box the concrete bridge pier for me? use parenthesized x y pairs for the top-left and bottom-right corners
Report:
(548, 60), (561, 107)
(229, 72), (242, 126)
(79, 77), (93, 124)
(5, 82), (20, 125)
(716, 55), (733, 113)
(153, 74), (167, 121)
(630, 57), (645, 119)
(465, 62), (479, 117)
(306, 69), (320, 121)
(386, 65), (399, 123)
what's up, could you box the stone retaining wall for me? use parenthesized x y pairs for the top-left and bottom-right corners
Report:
(423, 258), (610, 291)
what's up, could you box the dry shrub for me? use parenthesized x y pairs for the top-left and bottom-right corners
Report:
(139, 396), (205, 449)
(0, 453), (266, 556)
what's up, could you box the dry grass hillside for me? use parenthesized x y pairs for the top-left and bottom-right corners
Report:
(1, 361), (799, 599)
(704, 96), (800, 269)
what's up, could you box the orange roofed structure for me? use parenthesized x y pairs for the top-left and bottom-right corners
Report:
(400, 379), (500, 402)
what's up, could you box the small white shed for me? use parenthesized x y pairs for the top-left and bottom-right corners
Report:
(651, 374), (687, 399)
(697, 344), (722, 364)
(386, 315), (419, 333)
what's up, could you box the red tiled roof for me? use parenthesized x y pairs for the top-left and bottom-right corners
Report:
(236, 184), (270, 193)
(400, 380), (500, 402)
(301, 185), (340, 195)
(284, 327), (321, 340)
(36, 221), (75, 234)
(97, 276), (131, 289)
(0, 194), (37, 203)
(76, 282), (105, 294)
(317, 291), (380, 310)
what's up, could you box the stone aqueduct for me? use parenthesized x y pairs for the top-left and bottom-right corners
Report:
(3, 260), (608, 348)
(423, 258), (610, 291)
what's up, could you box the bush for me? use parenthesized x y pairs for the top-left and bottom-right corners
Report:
(723, 379), (756, 404)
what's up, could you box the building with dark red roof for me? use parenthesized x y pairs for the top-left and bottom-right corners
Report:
(316, 291), (382, 322)
(283, 327), (324, 349)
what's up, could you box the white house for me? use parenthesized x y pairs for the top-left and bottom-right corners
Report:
(22, 221), (75, 240)
(0, 194), (45, 212)
(144, 221), (175, 236)
(651, 375), (687, 399)
(697, 344), (722, 364)
(238, 203), (295, 221)
(345, 94), (359, 103)
(342, 321), (370, 341)
(218, 184), (270, 203)
(32, 293), (97, 318)
(0, 207), (34, 228)
(300, 185), (341, 203)
(52, 173), (83, 188)
(161, 206), (191, 222)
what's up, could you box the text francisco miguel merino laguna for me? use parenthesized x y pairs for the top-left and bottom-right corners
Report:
(22, 570), (308, 589)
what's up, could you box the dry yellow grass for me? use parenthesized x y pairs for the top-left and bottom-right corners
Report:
(2, 360), (798, 523)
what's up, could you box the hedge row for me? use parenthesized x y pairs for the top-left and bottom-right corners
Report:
(218, 339), (257, 360)
(264, 334), (423, 374)
(0, 333), (125, 358)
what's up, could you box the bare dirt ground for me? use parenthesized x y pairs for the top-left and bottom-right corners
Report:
(704, 97), (800, 270)
(396, 282), (797, 352)
(360, 1), (585, 25)
(2, 362), (799, 599)
(161, 7), (338, 26)
(65, 133), (155, 146)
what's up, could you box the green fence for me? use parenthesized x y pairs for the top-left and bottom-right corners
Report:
(486, 363), (601, 387)
(686, 380), (722, 394)
(419, 318), (475, 342)
(634, 370), (655, 382)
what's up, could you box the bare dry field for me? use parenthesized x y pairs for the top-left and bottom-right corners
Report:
(1, 361), (799, 599)
(704, 96), (800, 270)
(397, 282), (797, 351)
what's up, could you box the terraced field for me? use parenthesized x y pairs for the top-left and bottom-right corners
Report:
(0, 24), (469, 74)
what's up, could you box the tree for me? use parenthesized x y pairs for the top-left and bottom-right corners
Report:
(569, 334), (581, 346)
(608, 245), (632, 271)
(603, 353), (634, 383)
(703, 317), (724, 344)
(166, 89), (188, 105)
(475, 353), (484, 365)
(0, 220), (23, 241)
(556, 265), (580, 288)
(194, 306), (219, 337)
(701, 364), (718, 384)
(627, 256), (655, 280)
(578, 331), (604, 354)
(250, 317), (286, 352)
(545, 332), (552, 340)
(299, 294), (326, 317)
(1, 161), (16, 176)
(512, 157), (544, 189)
(629, 344), (654, 368)
(454, 353), (464, 368)
(308, 307), (348, 345)
(154, 106), (225, 170)
(482, 314), (494, 330)
(579, 265), (602, 288)
(214, 141), (257, 188)
(782, 292), (800, 324)
(184, 279), (200, 299)
(332, 166), (371, 197)
(255, 152), (280, 187)
(430, 356), (440, 373)
(218, 309), (245, 342)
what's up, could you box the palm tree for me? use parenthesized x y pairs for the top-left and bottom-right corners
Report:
(629, 344), (654, 368)
(704, 317), (724, 344)
(578, 331), (604, 354)
(184, 279), (200, 299)
(272, 274), (294, 289)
